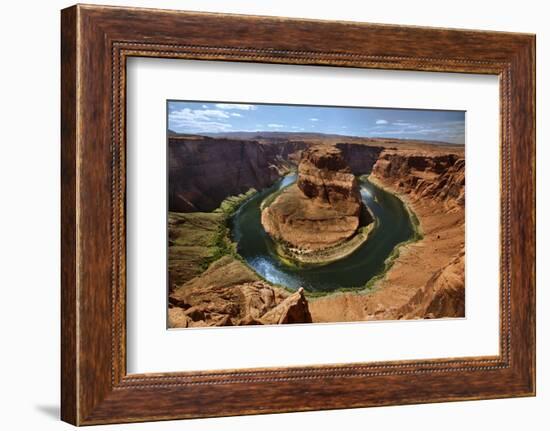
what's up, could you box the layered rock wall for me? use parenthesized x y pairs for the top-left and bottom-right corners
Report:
(169, 136), (306, 212)
(335, 142), (383, 175)
(371, 151), (465, 209)
(297, 145), (363, 210)
(400, 250), (465, 319)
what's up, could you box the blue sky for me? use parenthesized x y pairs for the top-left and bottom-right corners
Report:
(168, 101), (465, 144)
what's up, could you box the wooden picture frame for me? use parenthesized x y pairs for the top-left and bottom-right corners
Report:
(61, 4), (536, 425)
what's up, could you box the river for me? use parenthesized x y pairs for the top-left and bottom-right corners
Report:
(230, 173), (416, 292)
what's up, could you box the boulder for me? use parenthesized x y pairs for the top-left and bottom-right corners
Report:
(260, 288), (313, 324)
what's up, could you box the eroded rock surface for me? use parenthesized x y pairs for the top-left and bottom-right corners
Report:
(168, 256), (312, 327)
(259, 288), (312, 324)
(169, 136), (305, 212)
(401, 250), (465, 319)
(372, 151), (465, 210)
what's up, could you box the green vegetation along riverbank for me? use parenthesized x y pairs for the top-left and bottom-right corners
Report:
(167, 189), (256, 290)
(270, 218), (377, 268)
(362, 175), (423, 292)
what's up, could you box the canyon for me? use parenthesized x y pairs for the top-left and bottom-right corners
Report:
(167, 132), (465, 327)
(168, 133), (383, 212)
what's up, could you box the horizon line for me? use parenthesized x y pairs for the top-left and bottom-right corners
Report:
(167, 129), (465, 146)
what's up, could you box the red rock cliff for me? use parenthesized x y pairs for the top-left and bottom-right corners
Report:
(372, 151), (465, 210)
(168, 136), (306, 212)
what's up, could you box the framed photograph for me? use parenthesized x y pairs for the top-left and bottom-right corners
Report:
(165, 100), (465, 327)
(61, 4), (536, 425)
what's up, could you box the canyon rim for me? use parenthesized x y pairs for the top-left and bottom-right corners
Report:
(167, 101), (466, 328)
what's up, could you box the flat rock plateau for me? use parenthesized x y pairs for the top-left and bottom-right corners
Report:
(167, 132), (465, 327)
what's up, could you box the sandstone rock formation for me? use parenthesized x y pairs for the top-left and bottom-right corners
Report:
(401, 250), (465, 319)
(169, 135), (306, 212)
(261, 145), (370, 253)
(372, 151), (465, 210)
(168, 256), (312, 327)
(335, 142), (383, 175)
(259, 287), (312, 324)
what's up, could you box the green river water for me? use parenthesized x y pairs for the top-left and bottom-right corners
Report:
(230, 174), (416, 292)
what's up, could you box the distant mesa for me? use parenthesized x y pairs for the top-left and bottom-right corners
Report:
(261, 145), (373, 265)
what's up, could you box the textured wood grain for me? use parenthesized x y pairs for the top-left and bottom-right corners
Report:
(60, 4), (535, 425)
(60, 6), (78, 425)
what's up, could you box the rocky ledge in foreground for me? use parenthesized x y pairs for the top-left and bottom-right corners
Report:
(261, 145), (373, 265)
(168, 256), (312, 327)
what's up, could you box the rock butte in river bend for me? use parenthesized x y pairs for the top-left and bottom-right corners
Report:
(261, 145), (371, 252)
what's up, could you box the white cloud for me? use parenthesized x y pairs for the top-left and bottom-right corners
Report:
(309, 118), (319, 122)
(169, 108), (228, 122)
(230, 112), (242, 117)
(169, 108), (233, 133)
(215, 103), (257, 111)
(375, 119), (388, 125)
(267, 123), (284, 128)
(201, 104), (208, 109)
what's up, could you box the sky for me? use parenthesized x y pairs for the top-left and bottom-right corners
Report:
(168, 101), (465, 145)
